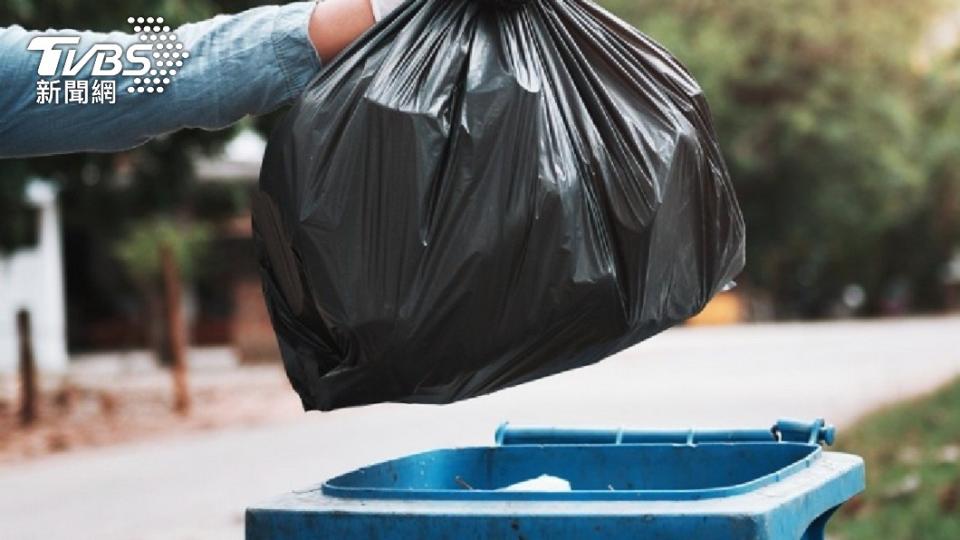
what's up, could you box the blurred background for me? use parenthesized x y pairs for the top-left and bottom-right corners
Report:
(1, 0), (959, 539)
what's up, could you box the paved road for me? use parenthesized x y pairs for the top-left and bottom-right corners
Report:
(3, 317), (959, 540)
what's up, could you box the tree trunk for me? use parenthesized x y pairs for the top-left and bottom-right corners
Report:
(160, 244), (190, 415)
(17, 310), (38, 426)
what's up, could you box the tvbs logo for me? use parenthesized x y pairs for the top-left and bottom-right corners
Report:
(28, 17), (188, 104)
(28, 37), (153, 77)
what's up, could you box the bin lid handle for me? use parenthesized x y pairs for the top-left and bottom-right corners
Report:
(495, 419), (836, 446)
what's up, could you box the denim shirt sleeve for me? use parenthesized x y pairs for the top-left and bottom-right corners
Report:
(0, 2), (321, 158)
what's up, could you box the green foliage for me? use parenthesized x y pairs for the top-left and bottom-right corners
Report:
(114, 218), (211, 282)
(4, 0), (958, 318)
(0, 176), (37, 254)
(829, 376), (960, 539)
(603, 0), (960, 315)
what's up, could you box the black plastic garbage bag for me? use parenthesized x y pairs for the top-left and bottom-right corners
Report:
(254, 0), (745, 411)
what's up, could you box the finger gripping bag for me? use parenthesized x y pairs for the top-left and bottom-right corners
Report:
(254, 0), (745, 411)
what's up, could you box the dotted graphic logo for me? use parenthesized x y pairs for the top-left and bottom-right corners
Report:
(27, 15), (191, 105)
(126, 17), (190, 95)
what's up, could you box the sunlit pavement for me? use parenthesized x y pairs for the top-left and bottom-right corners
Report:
(3, 316), (959, 540)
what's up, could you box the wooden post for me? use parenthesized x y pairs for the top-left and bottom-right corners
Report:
(160, 244), (190, 415)
(17, 310), (38, 426)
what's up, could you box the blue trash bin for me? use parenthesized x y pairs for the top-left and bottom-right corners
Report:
(246, 419), (864, 539)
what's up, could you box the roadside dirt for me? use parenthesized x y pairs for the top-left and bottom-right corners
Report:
(0, 362), (301, 465)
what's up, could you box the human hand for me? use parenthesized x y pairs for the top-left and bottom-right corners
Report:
(308, 0), (404, 62)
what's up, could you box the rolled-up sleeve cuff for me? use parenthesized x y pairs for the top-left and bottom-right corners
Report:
(272, 2), (323, 102)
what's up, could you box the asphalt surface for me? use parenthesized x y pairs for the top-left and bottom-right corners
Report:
(2, 316), (959, 539)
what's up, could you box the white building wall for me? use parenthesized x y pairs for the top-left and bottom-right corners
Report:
(0, 180), (68, 378)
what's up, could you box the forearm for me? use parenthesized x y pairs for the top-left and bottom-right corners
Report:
(0, 3), (322, 158)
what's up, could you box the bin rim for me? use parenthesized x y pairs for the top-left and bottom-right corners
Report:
(320, 441), (824, 502)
